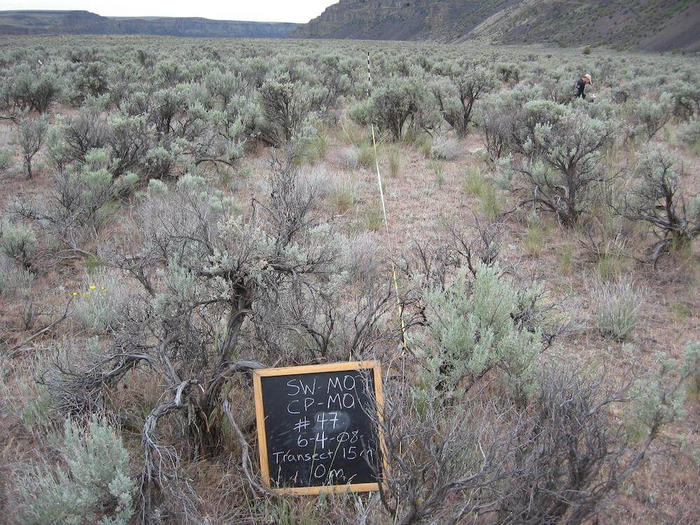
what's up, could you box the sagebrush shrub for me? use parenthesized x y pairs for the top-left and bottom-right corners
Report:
(520, 108), (615, 225)
(147, 178), (169, 196)
(18, 417), (136, 525)
(72, 61), (110, 104)
(618, 144), (699, 260)
(0, 220), (37, 270)
(9, 70), (62, 113)
(55, 148), (136, 229)
(363, 75), (432, 141)
(44, 122), (72, 173)
(630, 93), (674, 141)
(61, 108), (109, 165)
(477, 86), (542, 161)
(204, 69), (245, 106)
(106, 114), (151, 176)
(0, 147), (13, 175)
(497, 63), (519, 84)
(257, 73), (326, 147)
(677, 119), (700, 148)
(431, 64), (497, 136)
(666, 80), (699, 120)
(18, 114), (48, 179)
(419, 263), (545, 398)
(142, 145), (175, 180)
(6, 147), (138, 259)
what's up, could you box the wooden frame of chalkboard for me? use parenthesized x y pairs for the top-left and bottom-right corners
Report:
(253, 361), (386, 495)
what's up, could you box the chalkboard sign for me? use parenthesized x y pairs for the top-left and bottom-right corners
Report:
(253, 361), (386, 494)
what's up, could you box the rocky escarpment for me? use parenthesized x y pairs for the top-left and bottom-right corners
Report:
(293, 0), (700, 51)
(294, 0), (516, 41)
(0, 10), (297, 39)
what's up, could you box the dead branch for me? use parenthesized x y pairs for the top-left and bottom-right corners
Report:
(7, 298), (73, 358)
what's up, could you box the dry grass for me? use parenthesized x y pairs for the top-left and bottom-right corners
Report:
(1, 106), (698, 524)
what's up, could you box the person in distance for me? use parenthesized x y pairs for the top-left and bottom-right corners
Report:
(575, 73), (593, 99)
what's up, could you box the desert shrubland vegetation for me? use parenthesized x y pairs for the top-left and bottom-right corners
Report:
(0, 36), (698, 524)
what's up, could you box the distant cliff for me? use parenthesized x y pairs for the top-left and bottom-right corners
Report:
(293, 0), (700, 52)
(0, 10), (297, 39)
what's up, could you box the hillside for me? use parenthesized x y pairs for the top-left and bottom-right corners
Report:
(0, 10), (297, 39)
(293, 0), (700, 51)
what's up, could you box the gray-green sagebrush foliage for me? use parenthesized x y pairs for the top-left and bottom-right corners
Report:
(519, 107), (616, 226)
(350, 73), (433, 141)
(5, 68), (63, 113)
(18, 417), (136, 525)
(618, 144), (699, 261)
(415, 263), (544, 399)
(3, 36), (699, 525)
(430, 62), (498, 137)
(629, 92), (674, 142)
(18, 114), (48, 179)
(0, 147), (13, 175)
(8, 146), (139, 260)
(0, 220), (37, 270)
(378, 249), (695, 524)
(49, 163), (393, 521)
(257, 72), (327, 147)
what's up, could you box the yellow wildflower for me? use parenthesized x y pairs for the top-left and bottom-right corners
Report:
(90, 285), (97, 290)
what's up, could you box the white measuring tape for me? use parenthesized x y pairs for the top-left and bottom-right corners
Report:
(367, 51), (408, 353)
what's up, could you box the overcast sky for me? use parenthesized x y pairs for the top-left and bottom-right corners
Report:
(0, 1), (338, 23)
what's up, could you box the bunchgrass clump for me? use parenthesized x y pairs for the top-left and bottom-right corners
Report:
(357, 144), (375, 170)
(592, 276), (647, 341)
(418, 137), (432, 158)
(597, 254), (629, 282)
(479, 183), (502, 221)
(0, 254), (34, 295)
(429, 159), (446, 188)
(72, 268), (129, 333)
(462, 166), (502, 219)
(329, 177), (356, 214)
(524, 224), (547, 257)
(340, 145), (374, 170)
(430, 135), (461, 161)
(363, 208), (383, 231)
(311, 132), (329, 161)
(463, 166), (486, 196)
(559, 242), (575, 274)
(339, 146), (360, 169)
(341, 121), (365, 147)
(387, 146), (401, 177)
